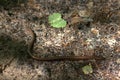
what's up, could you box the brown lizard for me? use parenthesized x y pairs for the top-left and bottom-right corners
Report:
(25, 26), (105, 61)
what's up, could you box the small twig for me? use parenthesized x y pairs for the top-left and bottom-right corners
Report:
(0, 57), (14, 73)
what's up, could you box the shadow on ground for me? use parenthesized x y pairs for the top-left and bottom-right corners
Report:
(0, 33), (30, 69)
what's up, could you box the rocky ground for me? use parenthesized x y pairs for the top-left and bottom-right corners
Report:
(0, 0), (120, 80)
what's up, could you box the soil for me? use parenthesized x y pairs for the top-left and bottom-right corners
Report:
(0, 0), (120, 80)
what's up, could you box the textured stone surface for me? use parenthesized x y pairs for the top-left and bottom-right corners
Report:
(0, 0), (120, 80)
